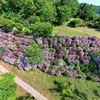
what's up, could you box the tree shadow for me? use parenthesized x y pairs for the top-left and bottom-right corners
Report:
(74, 89), (88, 100)
(95, 29), (100, 32)
(93, 90), (100, 97)
(50, 80), (76, 100)
(16, 93), (35, 100)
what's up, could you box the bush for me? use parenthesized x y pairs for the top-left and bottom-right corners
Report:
(0, 73), (17, 100)
(1, 12), (23, 23)
(29, 22), (53, 37)
(0, 17), (15, 32)
(24, 15), (40, 26)
(24, 42), (45, 63)
(68, 18), (83, 27)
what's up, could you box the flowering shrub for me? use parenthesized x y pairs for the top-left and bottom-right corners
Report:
(0, 32), (100, 81)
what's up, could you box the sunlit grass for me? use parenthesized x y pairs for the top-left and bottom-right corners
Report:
(53, 23), (100, 38)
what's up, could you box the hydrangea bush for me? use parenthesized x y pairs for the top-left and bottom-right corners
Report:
(0, 31), (100, 81)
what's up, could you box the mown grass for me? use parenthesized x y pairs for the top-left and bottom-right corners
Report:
(1, 61), (100, 100)
(53, 23), (100, 38)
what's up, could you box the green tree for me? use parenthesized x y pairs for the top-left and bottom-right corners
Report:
(54, 0), (79, 24)
(93, 16), (100, 30)
(0, 0), (36, 18)
(0, 73), (17, 100)
(60, 0), (79, 16)
(34, 0), (57, 23)
(57, 5), (71, 24)
(77, 3), (97, 21)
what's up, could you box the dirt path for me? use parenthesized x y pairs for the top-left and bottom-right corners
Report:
(0, 65), (48, 100)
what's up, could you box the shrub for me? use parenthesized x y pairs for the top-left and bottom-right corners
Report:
(68, 18), (83, 27)
(1, 12), (23, 23)
(29, 22), (53, 37)
(25, 15), (40, 25)
(0, 73), (17, 100)
(0, 17), (32, 34)
(13, 23), (32, 34)
(0, 17), (15, 32)
(24, 42), (45, 63)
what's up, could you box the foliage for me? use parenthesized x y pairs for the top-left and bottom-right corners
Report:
(1, 12), (23, 23)
(77, 3), (97, 21)
(24, 15), (40, 26)
(93, 16), (100, 29)
(34, 0), (57, 23)
(0, 73), (17, 100)
(68, 18), (83, 27)
(0, 17), (15, 32)
(17, 94), (34, 100)
(57, 5), (71, 24)
(24, 42), (45, 63)
(54, 0), (79, 25)
(0, 0), (98, 35)
(29, 22), (53, 37)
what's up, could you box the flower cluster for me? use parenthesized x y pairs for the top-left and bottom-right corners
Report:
(0, 32), (100, 80)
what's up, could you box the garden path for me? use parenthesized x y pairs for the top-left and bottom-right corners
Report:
(0, 65), (48, 100)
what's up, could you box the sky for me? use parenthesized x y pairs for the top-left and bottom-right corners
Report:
(78, 0), (100, 6)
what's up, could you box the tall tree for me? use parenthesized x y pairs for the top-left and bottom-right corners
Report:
(77, 3), (97, 21)
(54, 0), (79, 24)
(34, 0), (57, 23)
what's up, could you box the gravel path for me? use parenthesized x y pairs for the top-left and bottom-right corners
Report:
(0, 65), (48, 100)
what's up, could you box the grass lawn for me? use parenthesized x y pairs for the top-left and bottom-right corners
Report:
(53, 23), (100, 38)
(0, 61), (100, 100)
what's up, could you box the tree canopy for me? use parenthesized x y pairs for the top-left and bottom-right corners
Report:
(0, 0), (99, 36)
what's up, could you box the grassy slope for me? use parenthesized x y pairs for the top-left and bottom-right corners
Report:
(0, 25), (100, 100)
(0, 61), (100, 100)
(53, 23), (100, 38)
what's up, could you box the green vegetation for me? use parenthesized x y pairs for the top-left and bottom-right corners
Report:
(24, 42), (45, 63)
(53, 76), (100, 100)
(77, 3), (97, 21)
(0, 73), (17, 100)
(0, 0), (99, 36)
(93, 16), (100, 30)
(21, 71), (100, 100)
(2, 66), (100, 100)
(68, 18), (83, 27)
(0, 0), (100, 100)
(53, 22), (100, 38)
(29, 22), (53, 37)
